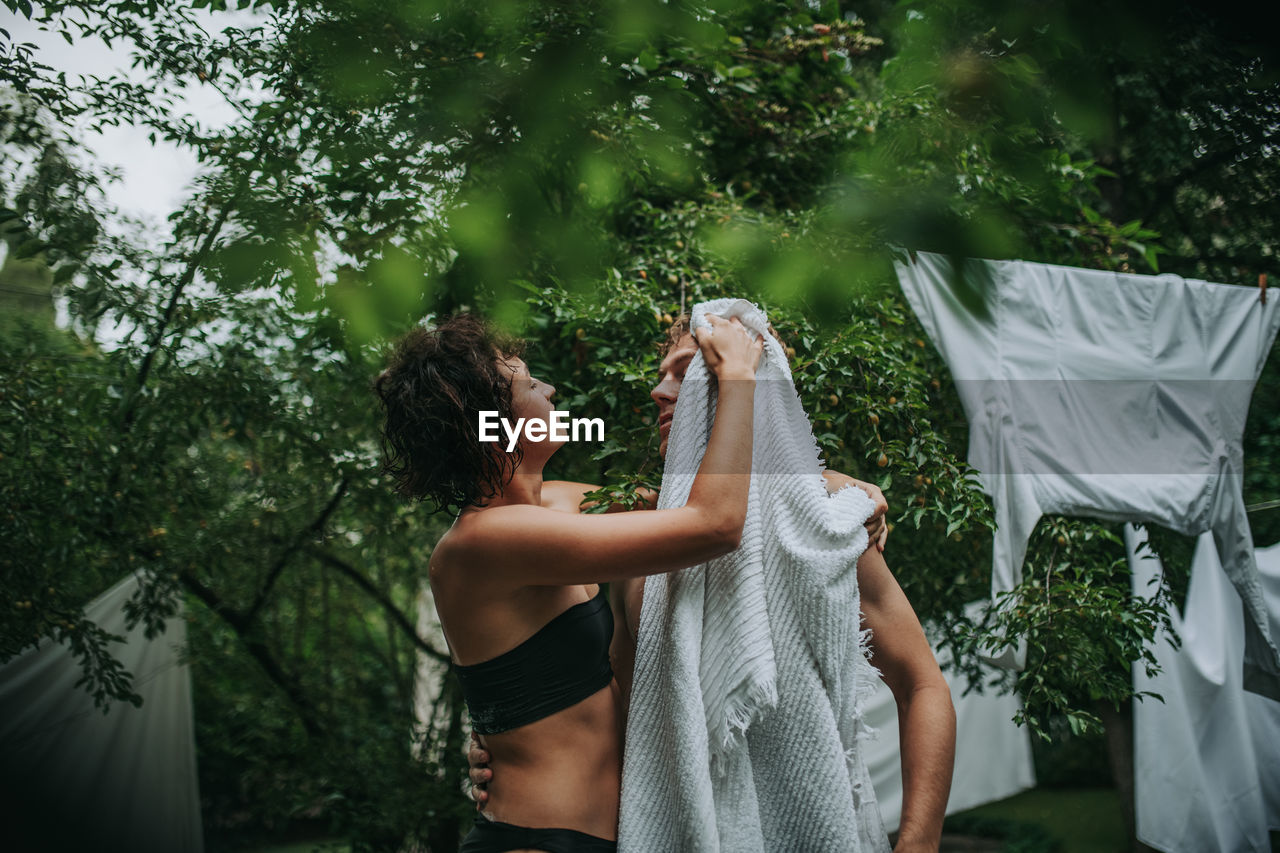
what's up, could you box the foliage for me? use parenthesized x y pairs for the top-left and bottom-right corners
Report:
(1028, 714), (1111, 789)
(1243, 335), (1280, 547)
(963, 518), (1176, 738)
(941, 812), (1061, 853)
(2, 0), (1278, 848)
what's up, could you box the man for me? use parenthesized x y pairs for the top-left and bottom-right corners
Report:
(471, 319), (956, 852)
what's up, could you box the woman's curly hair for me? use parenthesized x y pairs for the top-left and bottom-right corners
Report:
(373, 314), (526, 514)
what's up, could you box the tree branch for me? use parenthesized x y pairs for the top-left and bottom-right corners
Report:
(119, 129), (275, 436)
(1142, 141), (1259, 223)
(245, 478), (349, 625)
(179, 569), (324, 738)
(303, 544), (451, 664)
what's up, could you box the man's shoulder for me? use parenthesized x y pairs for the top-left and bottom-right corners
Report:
(542, 480), (602, 513)
(543, 480), (659, 513)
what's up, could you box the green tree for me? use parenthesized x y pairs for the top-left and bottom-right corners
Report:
(2, 0), (1276, 849)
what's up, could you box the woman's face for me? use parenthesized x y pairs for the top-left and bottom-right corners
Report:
(497, 355), (562, 453)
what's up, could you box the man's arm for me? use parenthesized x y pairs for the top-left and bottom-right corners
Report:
(858, 545), (956, 852)
(823, 469), (950, 848)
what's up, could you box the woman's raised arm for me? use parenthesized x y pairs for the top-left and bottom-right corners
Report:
(447, 314), (762, 588)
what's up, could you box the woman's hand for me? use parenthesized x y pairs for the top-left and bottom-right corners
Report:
(694, 314), (763, 380)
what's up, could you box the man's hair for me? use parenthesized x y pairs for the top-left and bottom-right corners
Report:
(658, 312), (789, 358)
(373, 314), (525, 515)
(659, 314), (694, 357)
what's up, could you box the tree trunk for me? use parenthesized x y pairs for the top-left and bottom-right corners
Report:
(432, 673), (467, 853)
(1098, 698), (1158, 853)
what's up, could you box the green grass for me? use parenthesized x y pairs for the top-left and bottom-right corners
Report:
(238, 788), (1280, 853)
(951, 787), (1127, 853)
(245, 789), (1122, 853)
(245, 843), (349, 853)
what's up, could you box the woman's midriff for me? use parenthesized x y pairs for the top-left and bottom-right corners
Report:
(477, 680), (624, 840)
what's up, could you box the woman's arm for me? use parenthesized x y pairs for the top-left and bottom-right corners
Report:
(448, 315), (762, 588)
(608, 578), (639, 709)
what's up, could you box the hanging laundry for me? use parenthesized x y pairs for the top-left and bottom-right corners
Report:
(895, 250), (1280, 699)
(0, 573), (203, 852)
(1127, 525), (1280, 853)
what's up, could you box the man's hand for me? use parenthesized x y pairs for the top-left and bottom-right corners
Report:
(846, 477), (889, 552)
(467, 732), (491, 809)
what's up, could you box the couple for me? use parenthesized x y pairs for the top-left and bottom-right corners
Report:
(375, 311), (955, 852)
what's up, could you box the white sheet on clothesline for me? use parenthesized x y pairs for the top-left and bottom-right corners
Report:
(1127, 527), (1280, 853)
(895, 250), (1280, 699)
(0, 574), (203, 853)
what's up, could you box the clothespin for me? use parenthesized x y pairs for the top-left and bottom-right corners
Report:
(908, 248), (918, 265)
(1261, 273), (1268, 306)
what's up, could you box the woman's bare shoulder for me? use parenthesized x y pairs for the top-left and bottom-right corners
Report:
(431, 504), (562, 580)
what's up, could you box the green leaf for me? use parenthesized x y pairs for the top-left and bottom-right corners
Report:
(53, 263), (79, 285)
(1143, 245), (1160, 273)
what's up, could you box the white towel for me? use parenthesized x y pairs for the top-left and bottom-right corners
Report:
(618, 298), (890, 852)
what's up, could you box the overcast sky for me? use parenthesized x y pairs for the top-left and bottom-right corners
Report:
(3, 8), (256, 226)
(2, 7), (264, 341)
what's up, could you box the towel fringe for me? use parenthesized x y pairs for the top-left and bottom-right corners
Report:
(708, 675), (780, 778)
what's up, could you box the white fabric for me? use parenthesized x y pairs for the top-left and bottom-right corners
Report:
(412, 585), (451, 753)
(0, 573), (203, 853)
(864, 601), (1037, 830)
(1127, 526), (1280, 853)
(895, 251), (1280, 698)
(619, 298), (889, 852)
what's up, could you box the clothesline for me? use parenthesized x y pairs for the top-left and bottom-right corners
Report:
(1247, 499), (1280, 514)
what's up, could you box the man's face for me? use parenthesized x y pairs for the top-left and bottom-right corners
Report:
(650, 333), (698, 458)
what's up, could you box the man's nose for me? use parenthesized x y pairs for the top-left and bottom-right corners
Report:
(651, 377), (675, 406)
(543, 382), (556, 402)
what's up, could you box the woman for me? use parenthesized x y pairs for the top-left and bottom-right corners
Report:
(374, 312), (762, 852)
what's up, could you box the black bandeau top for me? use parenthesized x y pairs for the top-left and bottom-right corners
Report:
(453, 588), (615, 734)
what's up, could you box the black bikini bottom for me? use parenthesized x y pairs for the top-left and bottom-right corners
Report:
(459, 815), (617, 853)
